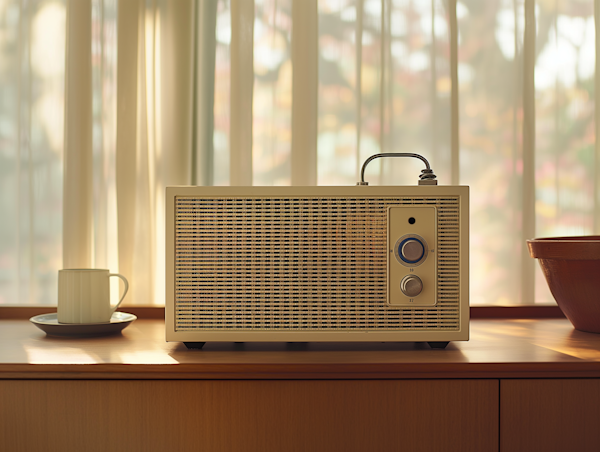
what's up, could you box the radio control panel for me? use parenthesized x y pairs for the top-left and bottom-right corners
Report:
(387, 206), (437, 306)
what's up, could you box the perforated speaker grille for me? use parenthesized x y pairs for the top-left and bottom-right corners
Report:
(174, 196), (460, 331)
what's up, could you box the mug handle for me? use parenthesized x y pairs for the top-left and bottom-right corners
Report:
(108, 273), (129, 313)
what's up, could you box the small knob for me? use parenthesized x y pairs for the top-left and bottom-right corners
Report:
(401, 239), (425, 263)
(401, 275), (423, 297)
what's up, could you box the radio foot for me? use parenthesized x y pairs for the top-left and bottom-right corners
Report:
(286, 342), (308, 350)
(427, 341), (449, 349)
(184, 342), (206, 350)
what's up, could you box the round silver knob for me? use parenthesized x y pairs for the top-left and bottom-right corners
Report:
(401, 275), (423, 297)
(401, 239), (424, 262)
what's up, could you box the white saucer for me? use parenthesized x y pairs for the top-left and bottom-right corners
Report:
(30, 312), (137, 337)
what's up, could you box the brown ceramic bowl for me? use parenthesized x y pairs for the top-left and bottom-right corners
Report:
(528, 236), (600, 333)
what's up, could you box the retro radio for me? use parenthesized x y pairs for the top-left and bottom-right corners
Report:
(166, 154), (469, 349)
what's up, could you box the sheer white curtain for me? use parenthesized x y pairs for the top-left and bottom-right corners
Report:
(0, 0), (194, 306)
(0, 0), (598, 306)
(0, 0), (65, 305)
(62, 0), (195, 306)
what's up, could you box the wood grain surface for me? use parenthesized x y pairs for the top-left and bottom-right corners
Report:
(0, 379), (498, 452)
(2, 318), (600, 379)
(501, 379), (600, 452)
(3, 318), (600, 451)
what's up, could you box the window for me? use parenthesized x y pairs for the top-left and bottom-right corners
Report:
(0, 0), (596, 306)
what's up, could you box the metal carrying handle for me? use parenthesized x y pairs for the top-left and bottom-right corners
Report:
(357, 153), (437, 186)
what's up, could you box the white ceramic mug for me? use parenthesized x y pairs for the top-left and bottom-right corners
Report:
(57, 269), (129, 324)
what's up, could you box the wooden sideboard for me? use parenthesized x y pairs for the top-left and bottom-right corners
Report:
(1, 316), (600, 452)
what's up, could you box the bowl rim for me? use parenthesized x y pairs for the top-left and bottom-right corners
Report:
(527, 235), (600, 242)
(527, 236), (600, 260)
